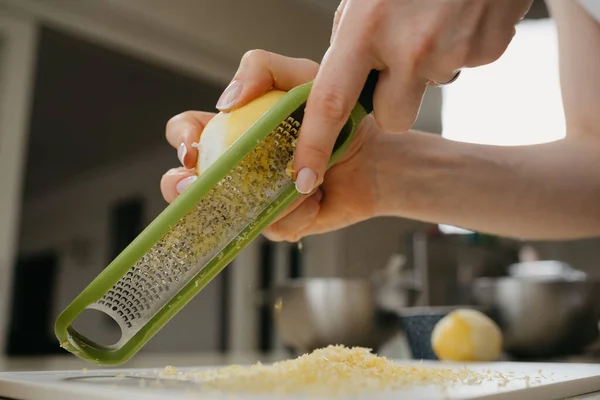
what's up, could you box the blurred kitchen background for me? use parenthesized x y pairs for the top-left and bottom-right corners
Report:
(0, 0), (599, 370)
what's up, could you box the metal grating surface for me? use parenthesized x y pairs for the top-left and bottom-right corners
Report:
(88, 115), (301, 345)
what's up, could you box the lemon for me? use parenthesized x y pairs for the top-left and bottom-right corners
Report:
(196, 90), (287, 175)
(431, 309), (503, 362)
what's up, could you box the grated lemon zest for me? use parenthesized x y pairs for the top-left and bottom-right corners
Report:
(158, 345), (543, 397)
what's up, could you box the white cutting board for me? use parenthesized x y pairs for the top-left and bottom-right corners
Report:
(1, 361), (600, 400)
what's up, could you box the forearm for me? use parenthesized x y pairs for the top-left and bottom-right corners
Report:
(373, 131), (600, 240)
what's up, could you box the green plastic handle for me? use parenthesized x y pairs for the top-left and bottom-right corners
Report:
(54, 76), (374, 366)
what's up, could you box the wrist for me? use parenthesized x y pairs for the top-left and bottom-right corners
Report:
(371, 131), (466, 220)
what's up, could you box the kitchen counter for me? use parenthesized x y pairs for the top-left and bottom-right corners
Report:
(0, 351), (290, 373)
(2, 352), (600, 399)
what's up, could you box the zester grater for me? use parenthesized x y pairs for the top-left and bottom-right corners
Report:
(55, 70), (380, 366)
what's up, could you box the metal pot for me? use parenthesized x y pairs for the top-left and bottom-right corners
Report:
(472, 275), (600, 359)
(272, 278), (401, 354)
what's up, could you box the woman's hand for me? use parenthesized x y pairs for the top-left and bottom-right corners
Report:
(271, 0), (531, 194)
(161, 51), (383, 242)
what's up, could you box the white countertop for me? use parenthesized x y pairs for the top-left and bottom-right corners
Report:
(2, 352), (600, 399)
(0, 351), (290, 372)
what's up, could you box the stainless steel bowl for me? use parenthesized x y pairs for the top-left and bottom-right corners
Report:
(472, 276), (600, 359)
(272, 278), (400, 354)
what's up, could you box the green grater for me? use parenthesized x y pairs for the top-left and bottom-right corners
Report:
(55, 70), (380, 366)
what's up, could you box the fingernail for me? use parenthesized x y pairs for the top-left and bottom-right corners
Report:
(177, 143), (187, 166)
(216, 80), (242, 110)
(176, 176), (197, 194)
(295, 168), (318, 194)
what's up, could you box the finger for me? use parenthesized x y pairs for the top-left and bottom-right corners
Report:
(418, 2), (485, 82)
(216, 50), (319, 112)
(270, 188), (318, 225)
(330, 0), (348, 44)
(165, 111), (215, 169)
(468, 3), (522, 67)
(372, 68), (428, 133)
(263, 189), (323, 242)
(160, 167), (196, 203)
(293, 22), (375, 193)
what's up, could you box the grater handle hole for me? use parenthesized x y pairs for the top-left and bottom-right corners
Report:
(71, 308), (122, 347)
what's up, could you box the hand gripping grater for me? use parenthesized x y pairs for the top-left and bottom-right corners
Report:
(55, 70), (380, 366)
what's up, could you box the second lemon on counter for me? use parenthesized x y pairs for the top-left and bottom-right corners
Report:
(431, 309), (503, 362)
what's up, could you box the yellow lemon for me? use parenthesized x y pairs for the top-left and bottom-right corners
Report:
(195, 90), (287, 175)
(431, 309), (503, 362)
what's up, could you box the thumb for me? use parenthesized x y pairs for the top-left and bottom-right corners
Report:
(216, 50), (319, 112)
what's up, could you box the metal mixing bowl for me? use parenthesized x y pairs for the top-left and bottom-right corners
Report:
(272, 278), (400, 354)
(472, 276), (600, 359)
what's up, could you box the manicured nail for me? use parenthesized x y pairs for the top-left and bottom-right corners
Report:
(216, 80), (242, 110)
(177, 143), (187, 166)
(295, 168), (318, 194)
(176, 176), (197, 194)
